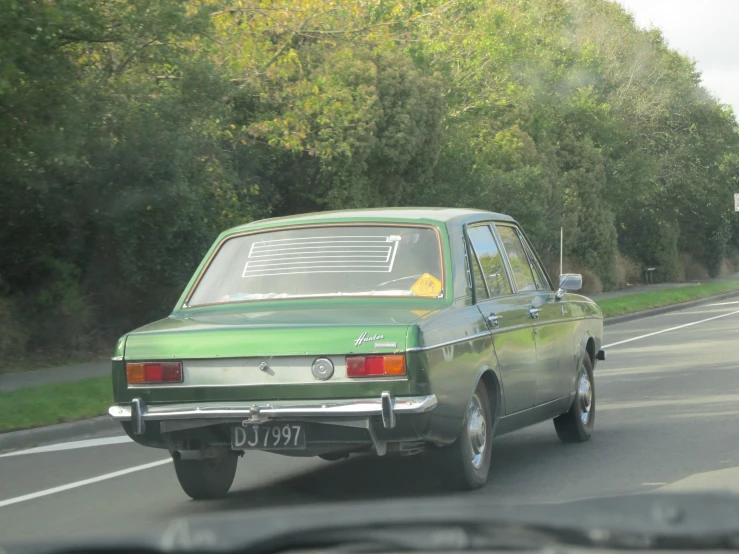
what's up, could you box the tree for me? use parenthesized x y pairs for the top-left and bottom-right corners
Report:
(1, 0), (737, 360)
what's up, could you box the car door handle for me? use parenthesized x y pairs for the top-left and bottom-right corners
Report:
(486, 313), (500, 328)
(528, 308), (540, 320)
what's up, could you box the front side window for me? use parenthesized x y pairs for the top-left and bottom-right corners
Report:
(495, 225), (537, 292)
(531, 263), (545, 290)
(466, 225), (512, 298)
(187, 225), (444, 306)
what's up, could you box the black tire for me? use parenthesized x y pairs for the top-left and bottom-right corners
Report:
(173, 454), (238, 500)
(433, 381), (493, 490)
(554, 354), (595, 443)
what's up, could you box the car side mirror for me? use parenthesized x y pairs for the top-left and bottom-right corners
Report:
(555, 273), (582, 300)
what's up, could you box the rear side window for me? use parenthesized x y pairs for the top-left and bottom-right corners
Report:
(466, 226), (512, 298)
(495, 225), (537, 292)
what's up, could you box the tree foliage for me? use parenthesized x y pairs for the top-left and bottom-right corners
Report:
(1, 0), (738, 358)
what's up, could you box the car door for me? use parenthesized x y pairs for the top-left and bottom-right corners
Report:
(495, 224), (573, 406)
(466, 223), (538, 415)
(521, 230), (576, 404)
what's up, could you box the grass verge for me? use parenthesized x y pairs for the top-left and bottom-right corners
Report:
(0, 377), (112, 433)
(0, 350), (110, 374)
(596, 279), (739, 318)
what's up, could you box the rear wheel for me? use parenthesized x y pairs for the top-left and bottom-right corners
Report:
(173, 454), (238, 500)
(432, 381), (493, 490)
(554, 355), (595, 443)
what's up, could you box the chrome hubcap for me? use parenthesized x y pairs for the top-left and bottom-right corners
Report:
(578, 371), (592, 424)
(468, 394), (487, 469)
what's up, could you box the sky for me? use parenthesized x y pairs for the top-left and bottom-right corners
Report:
(615, 0), (739, 115)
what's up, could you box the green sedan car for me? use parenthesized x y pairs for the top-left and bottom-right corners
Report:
(108, 208), (605, 498)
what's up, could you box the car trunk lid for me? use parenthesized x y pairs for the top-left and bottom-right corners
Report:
(123, 303), (437, 360)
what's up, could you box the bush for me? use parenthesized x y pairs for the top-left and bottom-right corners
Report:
(677, 252), (710, 282)
(705, 218), (731, 278)
(22, 258), (97, 353)
(614, 252), (641, 289)
(0, 297), (28, 362)
(619, 212), (679, 283)
(578, 268), (604, 295)
(723, 249), (739, 276)
(1, 0), (737, 363)
(719, 258), (736, 277)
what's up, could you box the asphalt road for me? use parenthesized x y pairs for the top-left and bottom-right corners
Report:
(2, 299), (739, 544)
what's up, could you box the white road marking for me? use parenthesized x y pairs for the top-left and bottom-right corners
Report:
(705, 301), (739, 306)
(602, 308), (739, 349)
(0, 459), (171, 508)
(599, 392), (739, 411)
(0, 436), (131, 458)
(666, 409), (739, 419)
(596, 374), (665, 382)
(642, 482), (667, 486)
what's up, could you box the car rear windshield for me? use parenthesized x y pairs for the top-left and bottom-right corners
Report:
(187, 225), (445, 306)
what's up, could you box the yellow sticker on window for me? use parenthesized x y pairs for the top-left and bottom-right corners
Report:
(411, 273), (443, 297)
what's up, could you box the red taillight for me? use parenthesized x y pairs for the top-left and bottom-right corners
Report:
(346, 355), (406, 377)
(364, 357), (385, 375)
(126, 362), (182, 384)
(144, 363), (163, 382)
(162, 363), (183, 382)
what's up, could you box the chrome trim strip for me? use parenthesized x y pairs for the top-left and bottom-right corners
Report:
(125, 355), (410, 390)
(127, 377), (410, 389)
(111, 356), (123, 361)
(567, 315), (603, 323)
(406, 331), (491, 352)
(109, 394), (437, 422)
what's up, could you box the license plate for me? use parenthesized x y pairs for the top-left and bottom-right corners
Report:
(231, 423), (306, 450)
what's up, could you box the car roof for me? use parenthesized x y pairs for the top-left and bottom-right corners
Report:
(225, 207), (514, 234)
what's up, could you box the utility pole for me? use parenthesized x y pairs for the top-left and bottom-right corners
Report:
(560, 227), (563, 277)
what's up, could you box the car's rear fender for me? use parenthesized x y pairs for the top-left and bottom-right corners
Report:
(405, 324), (501, 445)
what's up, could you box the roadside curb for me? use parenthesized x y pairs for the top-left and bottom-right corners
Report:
(602, 289), (739, 327)
(0, 416), (123, 452)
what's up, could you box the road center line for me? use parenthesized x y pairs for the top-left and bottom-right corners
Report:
(0, 459), (171, 508)
(602, 308), (739, 349)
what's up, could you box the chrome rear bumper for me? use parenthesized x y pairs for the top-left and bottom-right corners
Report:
(109, 393), (437, 435)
